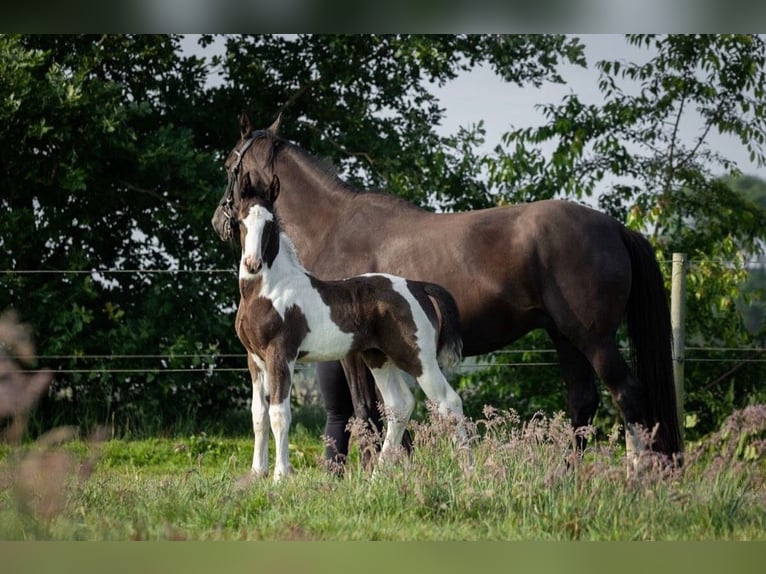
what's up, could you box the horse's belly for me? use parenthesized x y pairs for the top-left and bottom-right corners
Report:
(297, 317), (355, 362)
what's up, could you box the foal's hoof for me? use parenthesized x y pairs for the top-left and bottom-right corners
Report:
(234, 470), (265, 490)
(273, 465), (294, 482)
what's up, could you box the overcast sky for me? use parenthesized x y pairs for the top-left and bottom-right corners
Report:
(432, 34), (766, 180)
(185, 34), (766, 181)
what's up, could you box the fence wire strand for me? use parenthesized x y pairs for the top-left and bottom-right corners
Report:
(3, 264), (764, 376)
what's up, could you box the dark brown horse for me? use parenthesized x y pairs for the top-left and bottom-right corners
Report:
(212, 114), (682, 461)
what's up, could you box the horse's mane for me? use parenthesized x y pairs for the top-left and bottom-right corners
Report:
(275, 135), (425, 214)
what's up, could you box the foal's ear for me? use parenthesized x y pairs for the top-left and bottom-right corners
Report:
(268, 174), (281, 203)
(239, 111), (253, 139)
(267, 112), (281, 135)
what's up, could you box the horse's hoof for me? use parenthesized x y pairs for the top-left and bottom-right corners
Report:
(273, 466), (294, 482)
(234, 470), (265, 490)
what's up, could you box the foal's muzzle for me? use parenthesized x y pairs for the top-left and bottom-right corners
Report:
(243, 255), (263, 275)
(212, 206), (230, 240)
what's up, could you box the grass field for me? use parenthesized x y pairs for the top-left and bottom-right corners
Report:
(1, 405), (765, 541)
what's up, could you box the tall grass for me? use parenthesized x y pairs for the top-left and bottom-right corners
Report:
(3, 308), (764, 540)
(2, 404), (765, 540)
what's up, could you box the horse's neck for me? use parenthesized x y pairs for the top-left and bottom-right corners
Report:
(275, 231), (306, 272)
(276, 149), (425, 260)
(239, 230), (307, 299)
(276, 151), (356, 251)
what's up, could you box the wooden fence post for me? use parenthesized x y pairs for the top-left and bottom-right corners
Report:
(671, 253), (686, 439)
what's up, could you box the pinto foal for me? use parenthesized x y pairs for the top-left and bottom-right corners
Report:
(235, 176), (466, 480)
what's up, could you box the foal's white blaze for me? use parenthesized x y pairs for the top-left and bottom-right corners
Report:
(240, 204), (355, 360)
(239, 204), (273, 280)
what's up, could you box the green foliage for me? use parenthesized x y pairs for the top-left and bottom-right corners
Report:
(1, 34), (243, 433)
(1, 407), (765, 540)
(483, 34), (766, 437)
(1, 34), (584, 435)
(212, 34), (584, 210)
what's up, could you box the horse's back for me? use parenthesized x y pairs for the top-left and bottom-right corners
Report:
(414, 200), (633, 345)
(303, 198), (635, 354)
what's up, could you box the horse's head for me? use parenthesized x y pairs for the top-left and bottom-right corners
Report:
(211, 112), (282, 244)
(237, 173), (281, 277)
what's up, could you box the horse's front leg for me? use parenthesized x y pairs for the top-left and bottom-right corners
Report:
(268, 357), (295, 481)
(247, 354), (270, 477)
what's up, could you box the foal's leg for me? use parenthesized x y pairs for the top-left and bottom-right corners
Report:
(247, 354), (270, 477)
(415, 360), (468, 450)
(365, 361), (415, 461)
(340, 355), (385, 468)
(341, 355), (414, 469)
(267, 358), (295, 481)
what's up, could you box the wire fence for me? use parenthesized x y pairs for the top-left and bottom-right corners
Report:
(3, 347), (765, 377)
(4, 256), (766, 276)
(6, 257), (766, 275)
(3, 263), (765, 376)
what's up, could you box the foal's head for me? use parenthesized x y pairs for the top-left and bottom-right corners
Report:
(238, 174), (281, 277)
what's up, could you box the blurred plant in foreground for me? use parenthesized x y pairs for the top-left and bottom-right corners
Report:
(0, 310), (105, 533)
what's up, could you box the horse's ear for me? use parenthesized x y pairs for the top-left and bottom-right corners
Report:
(269, 174), (280, 203)
(239, 111), (253, 139)
(267, 112), (281, 136)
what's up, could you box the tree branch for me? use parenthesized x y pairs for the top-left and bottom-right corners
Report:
(117, 180), (188, 212)
(297, 119), (376, 168)
(278, 78), (320, 118)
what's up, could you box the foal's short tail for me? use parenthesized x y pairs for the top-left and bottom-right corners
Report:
(621, 227), (683, 457)
(423, 283), (463, 372)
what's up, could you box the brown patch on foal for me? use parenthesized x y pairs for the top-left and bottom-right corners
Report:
(235, 286), (310, 404)
(308, 274), (424, 377)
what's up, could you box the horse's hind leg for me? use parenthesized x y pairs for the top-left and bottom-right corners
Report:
(580, 337), (650, 465)
(342, 355), (413, 468)
(364, 360), (415, 461)
(416, 363), (464, 420)
(549, 330), (600, 450)
(416, 362), (469, 452)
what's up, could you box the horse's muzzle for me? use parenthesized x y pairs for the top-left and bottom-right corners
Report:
(211, 206), (234, 242)
(243, 255), (263, 275)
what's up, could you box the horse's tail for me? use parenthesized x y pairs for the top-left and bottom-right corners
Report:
(423, 283), (463, 372)
(621, 226), (683, 457)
